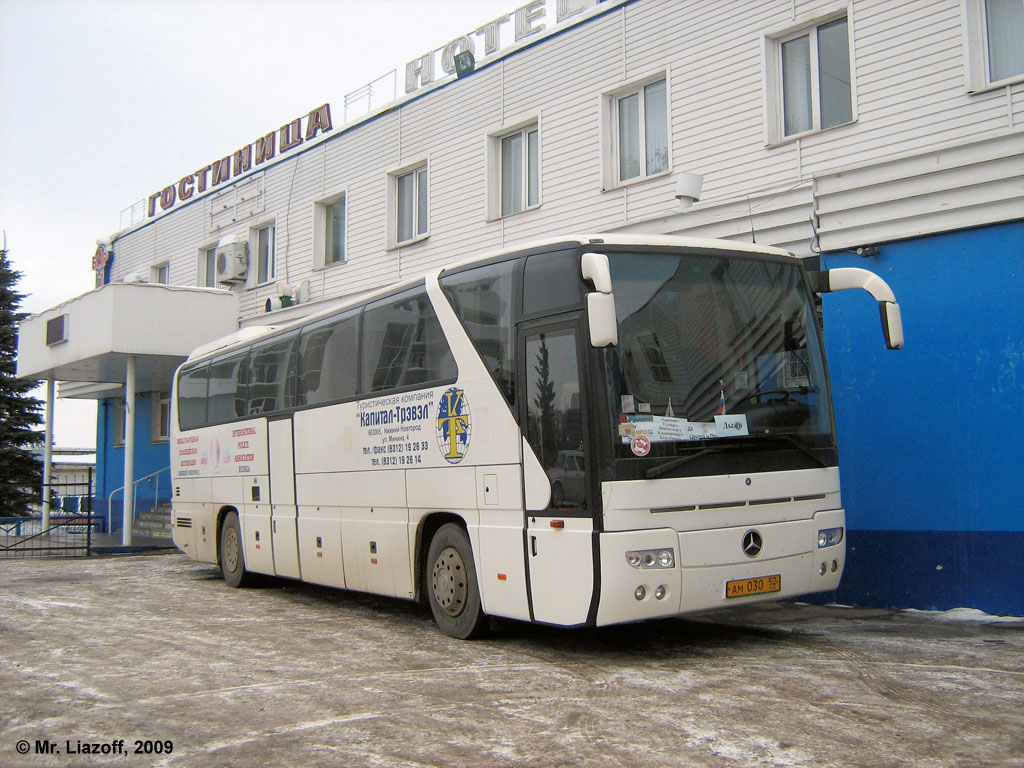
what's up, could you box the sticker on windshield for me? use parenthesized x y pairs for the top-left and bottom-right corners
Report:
(714, 413), (749, 438)
(620, 395), (636, 414)
(619, 413), (749, 443)
(630, 435), (651, 456)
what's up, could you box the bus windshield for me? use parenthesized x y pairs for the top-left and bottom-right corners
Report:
(601, 249), (836, 479)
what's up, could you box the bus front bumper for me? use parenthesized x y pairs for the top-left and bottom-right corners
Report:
(595, 509), (845, 627)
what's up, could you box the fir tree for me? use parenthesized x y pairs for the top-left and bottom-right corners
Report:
(0, 245), (43, 516)
(531, 334), (557, 467)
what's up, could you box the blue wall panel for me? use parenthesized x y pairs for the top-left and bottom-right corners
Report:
(822, 221), (1024, 615)
(94, 394), (172, 531)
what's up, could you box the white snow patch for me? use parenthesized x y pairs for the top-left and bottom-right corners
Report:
(1, 596), (87, 611)
(902, 607), (1024, 623)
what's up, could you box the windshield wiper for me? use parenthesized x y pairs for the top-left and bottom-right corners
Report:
(736, 385), (817, 405)
(644, 447), (728, 479)
(643, 434), (828, 479)
(760, 434), (829, 467)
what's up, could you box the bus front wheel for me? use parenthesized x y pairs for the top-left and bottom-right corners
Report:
(426, 523), (488, 639)
(220, 511), (253, 588)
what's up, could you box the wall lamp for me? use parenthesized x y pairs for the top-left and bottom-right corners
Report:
(454, 51), (475, 79)
(674, 173), (703, 209)
(841, 245), (880, 258)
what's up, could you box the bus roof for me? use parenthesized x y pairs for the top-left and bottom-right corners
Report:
(182, 234), (797, 365)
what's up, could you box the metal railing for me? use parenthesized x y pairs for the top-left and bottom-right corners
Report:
(107, 466), (171, 523)
(1, 471), (96, 558)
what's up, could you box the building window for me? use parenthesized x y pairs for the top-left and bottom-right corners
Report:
(766, 14), (854, 142)
(965, 0), (1024, 90)
(398, 168), (428, 243)
(254, 223), (276, 284)
(500, 126), (540, 216)
(602, 74), (670, 188)
(201, 246), (217, 287)
(617, 79), (668, 181)
(152, 391), (171, 442)
(151, 262), (169, 284)
(638, 333), (672, 382)
(389, 163), (428, 247)
(326, 198), (346, 264)
(113, 399), (126, 447)
(314, 194), (348, 269)
(985, 0), (1024, 81)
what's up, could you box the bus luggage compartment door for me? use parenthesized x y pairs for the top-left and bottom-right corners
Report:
(527, 516), (594, 626)
(268, 417), (301, 579)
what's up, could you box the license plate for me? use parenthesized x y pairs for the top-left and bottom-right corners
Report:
(726, 574), (781, 599)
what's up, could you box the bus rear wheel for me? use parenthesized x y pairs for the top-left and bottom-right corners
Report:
(220, 511), (253, 588)
(426, 523), (487, 639)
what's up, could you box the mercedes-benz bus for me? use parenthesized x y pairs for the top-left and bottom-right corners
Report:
(170, 235), (902, 638)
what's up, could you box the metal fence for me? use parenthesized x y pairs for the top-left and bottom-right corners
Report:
(0, 470), (96, 559)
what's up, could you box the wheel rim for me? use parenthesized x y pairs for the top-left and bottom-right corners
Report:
(224, 527), (239, 573)
(431, 546), (467, 617)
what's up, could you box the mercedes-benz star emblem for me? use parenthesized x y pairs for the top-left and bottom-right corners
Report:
(742, 530), (763, 558)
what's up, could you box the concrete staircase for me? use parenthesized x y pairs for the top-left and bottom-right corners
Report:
(134, 502), (173, 539)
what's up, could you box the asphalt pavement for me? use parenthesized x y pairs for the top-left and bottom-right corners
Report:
(1, 551), (1021, 767)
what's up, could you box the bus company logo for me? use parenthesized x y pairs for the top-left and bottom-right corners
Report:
(436, 387), (471, 464)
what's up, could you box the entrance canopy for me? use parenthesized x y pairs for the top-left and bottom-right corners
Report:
(17, 282), (238, 393)
(17, 282), (238, 546)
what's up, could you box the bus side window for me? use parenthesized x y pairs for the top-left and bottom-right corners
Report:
(208, 353), (248, 423)
(298, 312), (359, 406)
(440, 260), (516, 405)
(247, 333), (298, 415)
(522, 250), (584, 317)
(524, 329), (586, 511)
(177, 364), (210, 430)
(361, 286), (456, 393)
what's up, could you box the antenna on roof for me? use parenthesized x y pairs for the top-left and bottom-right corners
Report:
(746, 195), (757, 244)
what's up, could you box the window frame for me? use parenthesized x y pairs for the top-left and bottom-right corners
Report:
(250, 221), (277, 286)
(152, 390), (171, 442)
(601, 70), (672, 191)
(387, 160), (429, 249)
(151, 262), (170, 285)
(314, 191), (349, 269)
(963, 0), (1024, 92)
(112, 398), (126, 447)
(198, 244), (218, 288)
(763, 7), (857, 146)
(487, 118), (542, 220)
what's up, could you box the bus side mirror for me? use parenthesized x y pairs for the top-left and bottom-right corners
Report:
(880, 301), (903, 350)
(581, 252), (617, 347)
(810, 267), (904, 350)
(588, 293), (618, 347)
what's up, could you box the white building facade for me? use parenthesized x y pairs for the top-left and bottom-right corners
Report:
(21, 0), (1024, 611)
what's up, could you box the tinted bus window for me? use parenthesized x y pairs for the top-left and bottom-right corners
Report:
(177, 364), (209, 430)
(441, 259), (516, 404)
(361, 287), (456, 393)
(208, 353), (248, 423)
(247, 334), (298, 415)
(298, 312), (359, 405)
(522, 250), (584, 316)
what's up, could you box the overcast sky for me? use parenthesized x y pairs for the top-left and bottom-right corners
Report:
(1, 0), (515, 447)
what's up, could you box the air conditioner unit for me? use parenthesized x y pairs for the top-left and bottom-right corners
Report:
(215, 241), (248, 283)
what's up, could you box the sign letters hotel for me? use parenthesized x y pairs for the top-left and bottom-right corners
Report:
(404, 0), (595, 94)
(147, 103), (333, 218)
(143, 1), (597, 220)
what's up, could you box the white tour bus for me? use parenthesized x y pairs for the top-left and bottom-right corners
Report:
(170, 235), (902, 638)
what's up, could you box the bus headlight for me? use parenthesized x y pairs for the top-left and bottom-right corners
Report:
(817, 527), (844, 548)
(625, 548), (675, 569)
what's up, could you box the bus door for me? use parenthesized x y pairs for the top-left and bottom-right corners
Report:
(268, 416), (301, 579)
(519, 318), (596, 626)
